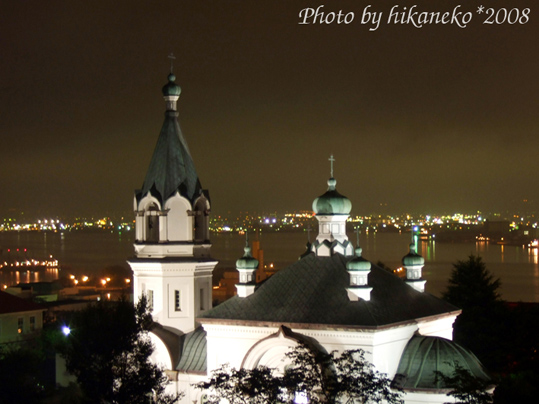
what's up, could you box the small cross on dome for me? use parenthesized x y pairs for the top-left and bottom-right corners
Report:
(329, 154), (335, 178)
(168, 52), (176, 73)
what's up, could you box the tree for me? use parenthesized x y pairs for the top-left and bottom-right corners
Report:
(0, 344), (47, 404)
(59, 296), (180, 404)
(198, 364), (283, 404)
(197, 343), (403, 404)
(442, 255), (509, 371)
(283, 344), (403, 404)
(434, 362), (494, 404)
(442, 255), (501, 310)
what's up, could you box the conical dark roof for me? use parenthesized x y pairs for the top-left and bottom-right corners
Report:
(136, 76), (202, 205)
(199, 254), (459, 328)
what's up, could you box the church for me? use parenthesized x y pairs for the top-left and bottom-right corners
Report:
(128, 72), (491, 403)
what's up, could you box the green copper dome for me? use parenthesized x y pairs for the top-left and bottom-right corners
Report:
(393, 335), (491, 390)
(402, 243), (425, 267)
(346, 248), (371, 271)
(162, 73), (181, 97)
(312, 178), (352, 215)
(236, 245), (259, 270)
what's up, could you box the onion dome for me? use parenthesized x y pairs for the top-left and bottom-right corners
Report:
(402, 243), (424, 267)
(236, 244), (259, 270)
(393, 335), (491, 390)
(312, 178), (352, 215)
(162, 73), (181, 97)
(346, 247), (371, 271)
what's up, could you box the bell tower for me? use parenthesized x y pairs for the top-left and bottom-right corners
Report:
(128, 68), (217, 334)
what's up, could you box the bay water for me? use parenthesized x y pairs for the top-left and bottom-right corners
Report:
(1, 230), (537, 302)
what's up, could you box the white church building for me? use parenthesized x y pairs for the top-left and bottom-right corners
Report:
(128, 72), (491, 403)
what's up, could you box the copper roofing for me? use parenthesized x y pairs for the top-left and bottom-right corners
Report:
(199, 254), (459, 328)
(136, 77), (202, 205)
(176, 327), (207, 373)
(392, 335), (491, 391)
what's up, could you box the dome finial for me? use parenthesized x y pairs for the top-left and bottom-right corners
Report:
(168, 52), (176, 74)
(162, 56), (182, 110)
(329, 154), (335, 178)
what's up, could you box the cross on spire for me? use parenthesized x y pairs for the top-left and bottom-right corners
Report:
(410, 226), (417, 252)
(329, 154), (335, 178)
(168, 53), (176, 73)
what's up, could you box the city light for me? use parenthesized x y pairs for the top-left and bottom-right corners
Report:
(62, 326), (71, 336)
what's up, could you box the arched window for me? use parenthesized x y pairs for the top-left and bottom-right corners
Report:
(193, 196), (209, 243)
(145, 204), (160, 242)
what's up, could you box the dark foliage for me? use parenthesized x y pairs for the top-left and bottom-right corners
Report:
(59, 296), (180, 404)
(197, 343), (403, 404)
(442, 255), (509, 371)
(434, 362), (494, 404)
(0, 344), (47, 404)
(442, 255), (539, 402)
(442, 255), (501, 310)
(198, 364), (283, 404)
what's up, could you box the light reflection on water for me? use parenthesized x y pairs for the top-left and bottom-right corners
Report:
(1, 230), (538, 302)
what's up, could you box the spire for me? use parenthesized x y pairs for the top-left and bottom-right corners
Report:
(136, 68), (202, 205)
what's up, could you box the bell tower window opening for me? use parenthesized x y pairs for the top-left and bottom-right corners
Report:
(146, 204), (160, 242)
(193, 197), (209, 243)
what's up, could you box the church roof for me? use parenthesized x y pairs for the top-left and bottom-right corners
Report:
(136, 75), (202, 205)
(199, 254), (459, 328)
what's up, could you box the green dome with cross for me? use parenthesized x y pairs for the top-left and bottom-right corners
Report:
(312, 155), (352, 215)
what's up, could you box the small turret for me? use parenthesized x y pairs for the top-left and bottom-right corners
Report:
(402, 243), (426, 292)
(346, 247), (372, 301)
(235, 235), (259, 298)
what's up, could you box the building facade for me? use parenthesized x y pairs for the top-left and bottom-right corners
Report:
(129, 73), (491, 403)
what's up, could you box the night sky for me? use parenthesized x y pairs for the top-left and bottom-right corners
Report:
(2, 0), (538, 219)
